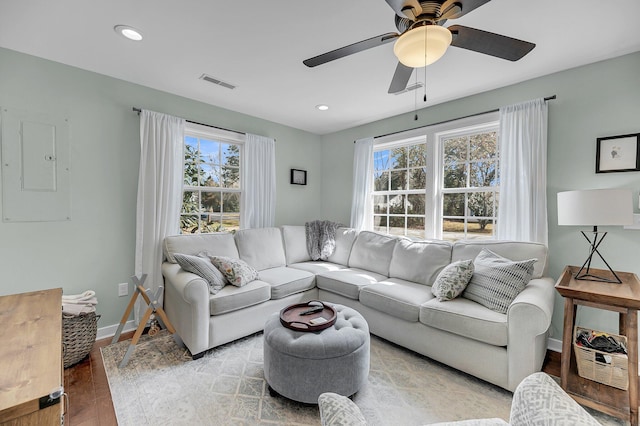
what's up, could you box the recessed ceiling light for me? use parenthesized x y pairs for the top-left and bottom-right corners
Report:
(316, 104), (329, 111)
(114, 25), (143, 41)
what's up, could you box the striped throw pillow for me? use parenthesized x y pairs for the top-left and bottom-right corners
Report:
(462, 249), (536, 313)
(174, 253), (227, 294)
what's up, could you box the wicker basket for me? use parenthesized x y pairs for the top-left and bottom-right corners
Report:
(573, 326), (628, 390)
(63, 312), (100, 368)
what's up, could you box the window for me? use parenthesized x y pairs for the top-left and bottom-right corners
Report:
(180, 123), (243, 234)
(440, 128), (499, 241)
(369, 114), (499, 241)
(373, 138), (427, 238)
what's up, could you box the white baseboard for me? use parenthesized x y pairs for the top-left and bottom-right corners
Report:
(547, 337), (562, 353)
(96, 320), (136, 341)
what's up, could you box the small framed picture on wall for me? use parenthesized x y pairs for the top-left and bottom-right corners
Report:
(290, 169), (307, 185)
(596, 133), (640, 173)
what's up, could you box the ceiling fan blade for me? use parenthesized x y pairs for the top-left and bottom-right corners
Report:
(303, 33), (398, 68)
(440, 0), (492, 20)
(448, 25), (535, 61)
(388, 62), (414, 94)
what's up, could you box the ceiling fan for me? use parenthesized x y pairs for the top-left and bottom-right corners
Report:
(303, 0), (535, 94)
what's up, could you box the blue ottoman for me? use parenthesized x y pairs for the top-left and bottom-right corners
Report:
(263, 303), (370, 404)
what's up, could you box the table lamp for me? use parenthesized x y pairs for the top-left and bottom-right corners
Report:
(557, 188), (633, 283)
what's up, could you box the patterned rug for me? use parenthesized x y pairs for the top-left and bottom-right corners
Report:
(102, 331), (623, 425)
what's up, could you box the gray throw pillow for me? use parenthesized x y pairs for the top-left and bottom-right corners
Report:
(431, 259), (475, 301)
(462, 249), (536, 314)
(174, 253), (226, 295)
(209, 256), (259, 287)
(318, 392), (367, 426)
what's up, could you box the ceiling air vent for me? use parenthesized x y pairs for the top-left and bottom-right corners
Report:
(199, 74), (236, 90)
(392, 82), (424, 95)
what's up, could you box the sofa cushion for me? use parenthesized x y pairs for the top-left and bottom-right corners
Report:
(288, 261), (347, 275)
(281, 225), (312, 265)
(452, 239), (547, 279)
(388, 239), (452, 285)
(326, 227), (358, 266)
(209, 280), (271, 315)
(359, 278), (434, 322)
(431, 259), (474, 301)
(209, 256), (259, 287)
(163, 233), (239, 263)
(316, 268), (386, 300)
(462, 249), (536, 314)
(173, 253), (227, 294)
(235, 227), (286, 271)
(258, 266), (316, 299)
(419, 297), (508, 346)
(348, 231), (397, 276)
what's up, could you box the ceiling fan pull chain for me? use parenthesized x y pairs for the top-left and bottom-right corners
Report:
(424, 26), (428, 103)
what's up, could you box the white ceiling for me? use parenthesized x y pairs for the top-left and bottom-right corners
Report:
(1, 0), (639, 135)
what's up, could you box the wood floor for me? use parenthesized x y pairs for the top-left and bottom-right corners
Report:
(64, 333), (563, 426)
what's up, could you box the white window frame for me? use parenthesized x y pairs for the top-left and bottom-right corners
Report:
(436, 120), (500, 240)
(181, 122), (244, 234)
(371, 111), (499, 240)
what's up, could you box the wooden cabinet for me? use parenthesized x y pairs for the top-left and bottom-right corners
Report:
(555, 266), (640, 425)
(0, 289), (63, 425)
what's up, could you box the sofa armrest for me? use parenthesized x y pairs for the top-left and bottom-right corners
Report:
(506, 277), (556, 390)
(510, 372), (600, 426)
(162, 262), (210, 356)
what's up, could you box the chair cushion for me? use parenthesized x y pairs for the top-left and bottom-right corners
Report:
(419, 297), (508, 346)
(209, 280), (271, 315)
(359, 278), (434, 322)
(281, 225), (312, 265)
(452, 239), (547, 279)
(163, 232), (239, 263)
(288, 261), (348, 275)
(235, 227), (286, 270)
(326, 227), (358, 266)
(388, 239), (452, 285)
(316, 268), (386, 300)
(257, 266), (316, 299)
(462, 249), (536, 314)
(348, 231), (397, 276)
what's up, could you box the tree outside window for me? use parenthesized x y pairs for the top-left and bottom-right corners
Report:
(181, 133), (241, 234)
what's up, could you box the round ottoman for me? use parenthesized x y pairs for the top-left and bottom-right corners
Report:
(263, 303), (370, 404)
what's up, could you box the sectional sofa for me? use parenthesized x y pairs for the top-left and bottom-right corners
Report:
(161, 226), (555, 392)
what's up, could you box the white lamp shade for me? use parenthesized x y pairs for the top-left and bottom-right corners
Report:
(557, 189), (633, 226)
(393, 25), (452, 68)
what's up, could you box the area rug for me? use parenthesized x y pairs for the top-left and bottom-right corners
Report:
(102, 331), (623, 425)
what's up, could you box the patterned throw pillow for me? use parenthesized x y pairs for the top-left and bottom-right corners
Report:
(174, 253), (227, 295)
(431, 259), (475, 301)
(318, 392), (367, 426)
(209, 256), (259, 287)
(462, 249), (536, 314)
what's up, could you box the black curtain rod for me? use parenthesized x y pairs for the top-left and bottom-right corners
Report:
(354, 95), (557, 143)
(132, 107), (246, 136)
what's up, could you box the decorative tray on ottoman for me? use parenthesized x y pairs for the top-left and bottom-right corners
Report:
(280, 301), (337, 332)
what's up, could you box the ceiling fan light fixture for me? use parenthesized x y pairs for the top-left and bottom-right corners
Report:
(393, 25), (452, 68)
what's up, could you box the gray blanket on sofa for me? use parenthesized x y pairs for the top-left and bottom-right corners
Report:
(305, 220), (341, 261)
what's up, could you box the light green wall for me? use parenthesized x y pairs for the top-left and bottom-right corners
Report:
(0, 47), (322, 327)
(320, 51), (640, 343)
(2, 44), (639, 343)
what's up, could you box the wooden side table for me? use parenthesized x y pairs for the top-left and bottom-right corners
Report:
(555, 265), (640, 425)
(0, 289), (63, 425)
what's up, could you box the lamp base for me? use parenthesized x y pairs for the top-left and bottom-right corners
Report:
(574, 230), (622, 284)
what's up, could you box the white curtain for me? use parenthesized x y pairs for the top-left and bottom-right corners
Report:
(240, 133), (276, 229)
(135, 110), (185, 323)
(496, 98), (548, 244)
(350, 137), (374, 231)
